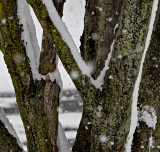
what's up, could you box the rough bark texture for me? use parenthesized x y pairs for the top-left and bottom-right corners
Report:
(132, 2), (160, 152)
(0, 120), (23, 152)
(26, 0), (93, 94)
(0, 0), (61, 151)
(0, 0), (158, 151)
(73, 1), (123, 151)
(80, 0), (123, 78)
(74, 0), (154, 151)
(26, 0), (155, 151)
(91, 1), (153, 151)
(39, 1), (65, 151)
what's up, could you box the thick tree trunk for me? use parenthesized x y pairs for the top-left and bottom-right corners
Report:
(132, 2), (160, 152)
(0, 0), (64, 151)
(73, 1), (123, 151)
(88, 1), (153, 151)
(75, 0), (154, 151)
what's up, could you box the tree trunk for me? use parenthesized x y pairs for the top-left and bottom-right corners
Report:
(0, 0), (64, 151)
(39, 0), (65, 151)
(26, 0), (155, 151)
(73, 1), (123, 151)
(89, 0), (154, 151)
(132, 2), (160, 152)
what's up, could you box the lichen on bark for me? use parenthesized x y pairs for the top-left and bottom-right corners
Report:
(132, 2), (160, 152)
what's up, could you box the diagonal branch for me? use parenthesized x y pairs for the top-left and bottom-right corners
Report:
(26, 0), (98, 96)
(0, 107), (23, 151)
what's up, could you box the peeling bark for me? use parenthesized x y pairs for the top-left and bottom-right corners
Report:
(39, 1), (65, 151)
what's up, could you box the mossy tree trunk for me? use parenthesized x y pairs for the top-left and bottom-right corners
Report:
(0, 0), (159, 151)
(26, 0), (155, 151)
(132, 2), (160, 152)
(73, 1), (123, 151)
(0, 0), (64, 151)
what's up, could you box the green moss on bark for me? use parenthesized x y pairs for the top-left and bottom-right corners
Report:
(132, 2), (160, 152)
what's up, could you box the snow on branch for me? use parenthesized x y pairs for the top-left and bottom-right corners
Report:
(17, 0), (42, 80)
(0, 107), (23, 150)
(57, 122), (71, 152)
(41, 0), (116, 89)
(90, 40), (115, 89)
(42, 0), (90, 77)
(138, 106), (157, 129)
(125, 0), (159, 151)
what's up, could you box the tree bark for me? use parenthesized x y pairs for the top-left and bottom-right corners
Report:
(0, 120), (22, 152)
(89, 0), (154, 151)
(0, 0), (63, 151)
(0, 107), (23, 152)
(39, 0), (65, 151)
(26, 0), (155, 151)
(73, 1), (123, 151)
(132, 2), (160, 152)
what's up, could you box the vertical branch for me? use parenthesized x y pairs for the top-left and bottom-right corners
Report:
(73, 1), (123, 151)
(132, 2), (160, 151)
(80, 0), (123, 78)
(39, 0), (66, 151)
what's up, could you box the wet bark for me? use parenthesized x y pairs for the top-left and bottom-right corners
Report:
(132, 2), (160, 152)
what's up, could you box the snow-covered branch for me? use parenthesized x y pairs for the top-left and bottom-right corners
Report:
(0, 107), (23, 150)
(57, 122), (71, 152)
(125, 0), (159, 151)
(17, 0), (42, 80)
(42, 0), (90, 77)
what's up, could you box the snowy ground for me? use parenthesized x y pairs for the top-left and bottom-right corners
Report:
(0, 90), (82, 151)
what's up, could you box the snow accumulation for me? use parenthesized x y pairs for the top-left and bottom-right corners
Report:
(42, 0), (90, 76)
(125, 0), (159, 151)
(57, 122), (71, 152)
(0, 107), (23, 150)
(42, 0), (116, 89)
(149, 135), (154, 152)
(138, 106), (157, 129)
(90, 40), (115, 89)
(17, 0), (42, 80)
(17, 0), (63, 88)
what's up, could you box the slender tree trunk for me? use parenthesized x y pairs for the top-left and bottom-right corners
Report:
(39, 1), (65, 151)
(132, 2), (160, 152)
